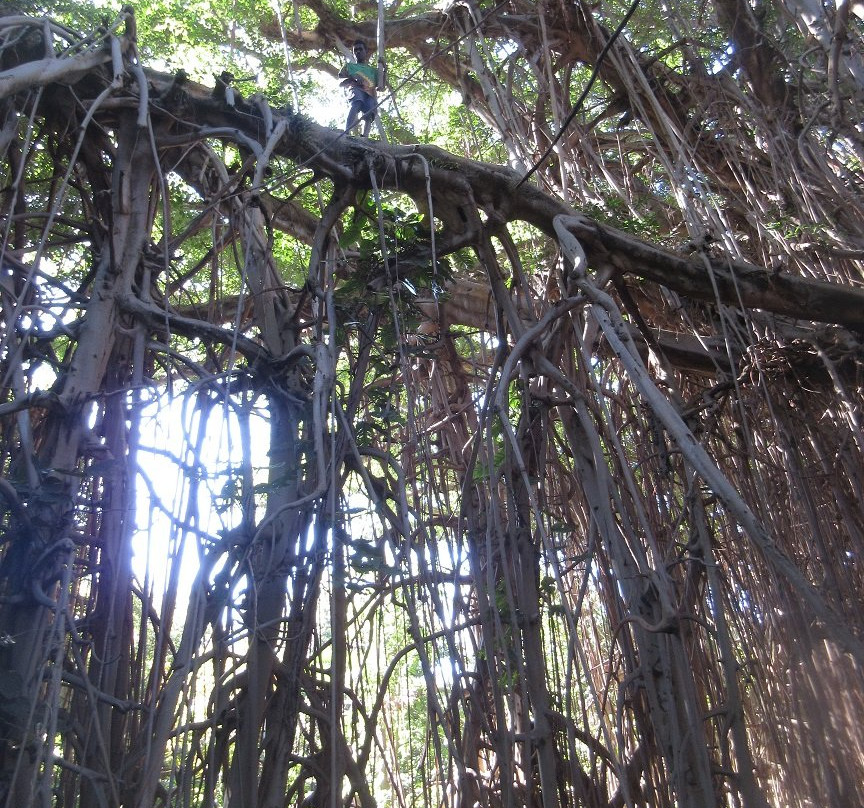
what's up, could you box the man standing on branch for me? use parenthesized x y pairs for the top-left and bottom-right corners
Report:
(340, 40), (378, 136)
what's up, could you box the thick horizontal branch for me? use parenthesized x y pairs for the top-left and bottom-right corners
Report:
(118, 294), (270, 364)
(0, 49), (115, 100)
(111, 69), (864, 333)
(559, 214), (864, 331)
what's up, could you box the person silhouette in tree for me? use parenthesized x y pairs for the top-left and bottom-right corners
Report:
(339, 39), (378, 136)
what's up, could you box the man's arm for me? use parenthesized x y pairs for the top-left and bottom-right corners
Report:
(340, 67), (376, 95)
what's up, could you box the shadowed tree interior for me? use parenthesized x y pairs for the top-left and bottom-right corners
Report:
(0, 2), (863, 807)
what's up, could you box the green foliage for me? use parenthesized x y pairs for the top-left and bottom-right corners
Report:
(583, 186), (665, 243)
(13, 0), (105, 29)
(443, 105), (506, 162)
(339, 193), (427, 262)
(335, 193), (451, 350)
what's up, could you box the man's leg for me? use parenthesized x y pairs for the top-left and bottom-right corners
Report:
(346, 99), (362, 133)
(360, 96), (376, 136)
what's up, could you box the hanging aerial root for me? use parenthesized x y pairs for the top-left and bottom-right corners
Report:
(553, 213), (864, 667)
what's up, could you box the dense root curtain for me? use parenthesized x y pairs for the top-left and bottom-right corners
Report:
(0, 6), (863, 808)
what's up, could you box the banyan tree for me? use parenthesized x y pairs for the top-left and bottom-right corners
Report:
(0, 1), (863, 806)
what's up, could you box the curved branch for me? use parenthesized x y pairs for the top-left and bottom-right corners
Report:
(118, 293), (271, 363)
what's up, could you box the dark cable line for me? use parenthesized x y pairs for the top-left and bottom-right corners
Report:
(516, 0), (642, 188)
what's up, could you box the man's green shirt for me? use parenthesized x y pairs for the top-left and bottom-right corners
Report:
(345, 62), (377, 94)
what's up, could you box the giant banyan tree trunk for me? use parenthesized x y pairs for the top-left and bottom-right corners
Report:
(0, 6), (863, 808)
